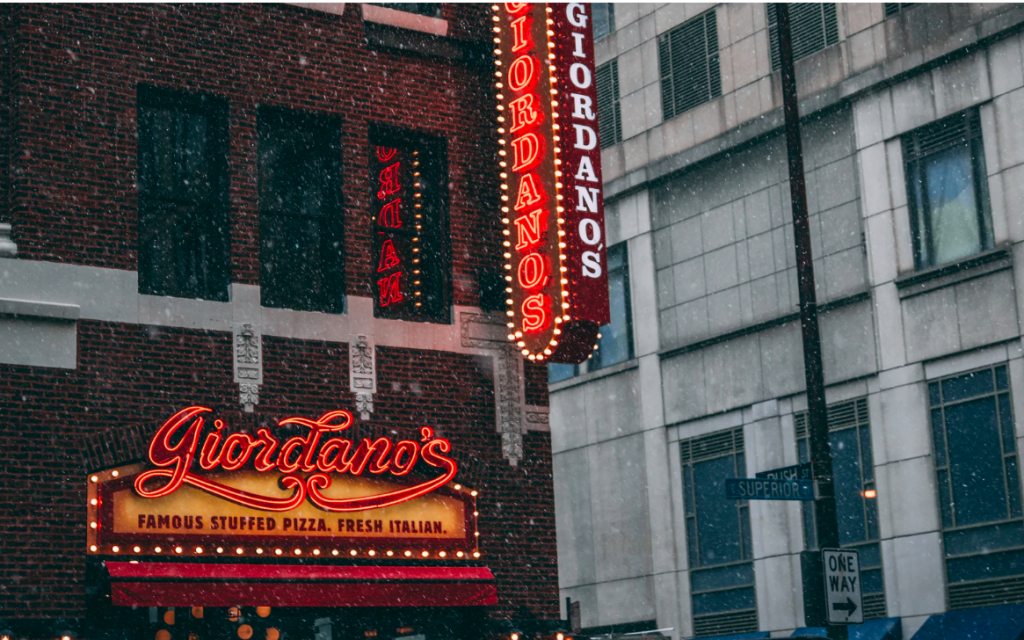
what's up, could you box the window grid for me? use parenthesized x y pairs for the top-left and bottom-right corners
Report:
(596, 60), (622, 149)
(767, 3), (839, 70)
(592, 3), (615, 40)
(659, 10), (721, 121)
(931, 365), (1018, 532)
(137, 85), (230, 302)
(795, 398), (886, 619)
(884, 3), (917, 17)
(681, 429), (757, 636)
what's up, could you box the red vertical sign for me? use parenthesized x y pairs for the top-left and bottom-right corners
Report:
(492, 3), (609, 365)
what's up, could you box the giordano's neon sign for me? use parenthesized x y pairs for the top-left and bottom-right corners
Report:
(134, 406), (458, 513)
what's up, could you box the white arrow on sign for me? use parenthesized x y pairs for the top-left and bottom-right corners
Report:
(822, 548), (863, 625)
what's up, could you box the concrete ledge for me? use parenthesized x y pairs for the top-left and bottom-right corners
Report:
(0, 297), (80, 321)
(361, 3), (447, 37)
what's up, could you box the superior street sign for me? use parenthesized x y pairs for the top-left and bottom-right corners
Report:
(725, 477), (815, 501)
(823, 548), (863, 625)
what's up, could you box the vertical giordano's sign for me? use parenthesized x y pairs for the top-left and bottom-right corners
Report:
(492, 2), (610, 364)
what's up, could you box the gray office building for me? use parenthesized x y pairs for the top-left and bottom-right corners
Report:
(549, 3), (1024, 639)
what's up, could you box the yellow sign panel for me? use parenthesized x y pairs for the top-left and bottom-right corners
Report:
(88, 463), (477, 557)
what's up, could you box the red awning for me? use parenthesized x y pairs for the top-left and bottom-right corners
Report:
(106, 562), (498, 607)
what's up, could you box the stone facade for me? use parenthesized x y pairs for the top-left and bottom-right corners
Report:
(550, 4), (1024, 639)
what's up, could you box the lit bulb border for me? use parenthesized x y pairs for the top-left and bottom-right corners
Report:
(87, 466), (482, 561)
(493, 3), (570, 364)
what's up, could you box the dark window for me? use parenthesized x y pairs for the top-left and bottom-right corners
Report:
(681, 429), (757, 637)
(369, 125), (451, 323)
(592, 3), (615, 40)
(904, 109), (992, 270)
(258, 107), (344, 313)
(659, 10), (721, 121)
(768, 4), (839, 70)
(596, 60), (622, 148)
(930, 365), (1024, 609)
(547, 243), (633, 383)
(884, 3), (917, 17)
(591, 243), (633, 370)
(137, 86), (230, 301)
(375, 3), (441, 18)
(796, 398), (886, 619)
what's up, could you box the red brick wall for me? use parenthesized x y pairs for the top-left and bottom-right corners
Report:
(6, 3), (501, 306)
(0, 323), (558, 622)
(0, 5), (11, 222)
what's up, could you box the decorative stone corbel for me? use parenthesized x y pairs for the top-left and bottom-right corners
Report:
(0, 223), (17, 258)
(233, 323), (263, 413)
(349, 334), (376, 420)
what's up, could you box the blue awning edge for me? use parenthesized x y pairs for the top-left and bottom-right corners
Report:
(791, 617), (901, 640)
(699, 632), (770, 640)
(911, 604), (1024, 640)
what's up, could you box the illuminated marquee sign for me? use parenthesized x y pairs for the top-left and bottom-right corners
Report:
(492, 2), (610, 364)
(87, 407), (479, 558)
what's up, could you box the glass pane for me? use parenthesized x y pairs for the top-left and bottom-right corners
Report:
(945, 397), (1007, 526)
(932, 408), (947, 468)
(859, 543), (881, 569)
(548, 363), (575, 384)
(832, 428), (867, 545)
(687, 517), (698, 568)
(1000, 394), (1015, 453)
(946, 547), (1024, 583)
(860, 425), (874, 481)
(693, 456), (743, 566)
(803, 501), (816, 550)
(592, 3), (614, 39)
(1008, 457), (1023, 519)
(930, 381), (941, 406)
(690, 563), (754, 592)
(865, 491), (880, 541)
(139, 108), (211, 201)
(691, 585), (756, 615)
(260, 126), (335, 218)
(937, 469), (953, 529)
(798, 438), (809, 464)
(997, 365), (1009, 390)
(684, 464), (695, 515)
(943, 521), (1024, 556)
(593, 246), (631, 369)
(861, 568), (883, 594)
(740, 505), (752, 560)
(941, 369), (994, 402)
(260, 215), (324, 311)
(922, 143), (981, 266)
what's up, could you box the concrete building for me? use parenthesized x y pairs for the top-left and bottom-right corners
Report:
(549, 3), (1024, 639)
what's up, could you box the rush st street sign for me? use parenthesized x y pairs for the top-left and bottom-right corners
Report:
(492, 2), (610, 364)
(725, 477), (815, 501)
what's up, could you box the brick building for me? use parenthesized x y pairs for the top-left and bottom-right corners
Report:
(0, 4), (559, 639)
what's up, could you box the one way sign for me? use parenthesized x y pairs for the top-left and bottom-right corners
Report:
(822, 548), (862, 625)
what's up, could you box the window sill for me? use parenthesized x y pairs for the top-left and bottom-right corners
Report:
(895, 247), (1012, 300)
(361, 4), (447, 36)
(548, 357), (639, 393)
(0, 297), (80, 321)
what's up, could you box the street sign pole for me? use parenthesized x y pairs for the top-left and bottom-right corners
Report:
(774, 5), (847, 639)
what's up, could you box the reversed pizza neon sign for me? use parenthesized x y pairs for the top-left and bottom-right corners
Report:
(135, 406), (458, 513)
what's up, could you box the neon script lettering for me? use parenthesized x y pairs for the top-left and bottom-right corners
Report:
(134, 406), (458, 512)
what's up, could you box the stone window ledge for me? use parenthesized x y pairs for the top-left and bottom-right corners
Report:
(548, 358), (639, 393)
(361, 4), (447, 36)
(895, 247), (1012, 300)
(0, 297), (80, 321)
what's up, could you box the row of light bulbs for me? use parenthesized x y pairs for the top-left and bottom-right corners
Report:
(492, 4), (571, 362)
(87, 544), (480, 559)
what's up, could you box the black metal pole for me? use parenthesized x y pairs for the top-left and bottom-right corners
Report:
(774, 5), (846, 639)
